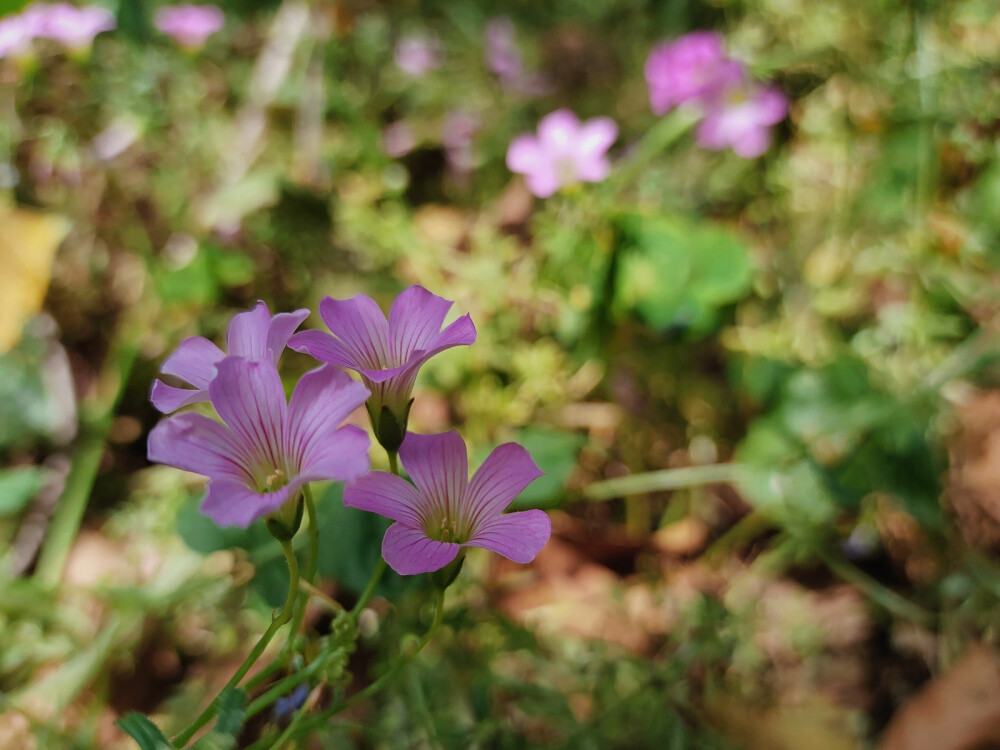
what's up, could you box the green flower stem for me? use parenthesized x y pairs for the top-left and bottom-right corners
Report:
(387, 451), (399, 476)
(606, 107), (699, 191)
(350, 557), (386, 619)
(243, 647), (332, 721)
(283, 485), (320, 658)
(299, 579), (344, 612)
(332, 588), (445, 715)
(34, 319), (140, 587)
(583, 463), (747, 501)
(171, 539), (300, 748)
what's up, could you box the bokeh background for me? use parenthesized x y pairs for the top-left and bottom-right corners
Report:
(3, 0), (1000, 748)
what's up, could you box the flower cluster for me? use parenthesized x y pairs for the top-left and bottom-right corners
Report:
(149, 287), (551, 576)
(645, 31), (787, 158)
(0, 2), (115, 59)
(503, 28), (787, 197)
(154, 4), (225, 49)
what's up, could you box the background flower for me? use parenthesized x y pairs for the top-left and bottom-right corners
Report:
(394, 32), (442, 76)
(154, 4), (225, 49)
(344, 431), (550, 575)
(696, 84), (787, 158)
(506, 109), (618, 197)
(644, 30), (744, 115)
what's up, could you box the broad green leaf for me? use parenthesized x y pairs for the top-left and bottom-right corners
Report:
(507, 428), (586, 509)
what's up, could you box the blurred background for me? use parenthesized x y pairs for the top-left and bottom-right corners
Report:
(3, 0), (1000, 747)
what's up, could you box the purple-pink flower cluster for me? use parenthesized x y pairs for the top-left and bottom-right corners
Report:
(148, 287), (551, 577)
(0, 2), (115, 58)
(154, 4), (224, 49)
(646, 31), (787, 158)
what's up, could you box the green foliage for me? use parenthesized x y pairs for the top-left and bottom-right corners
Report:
(0, 466), (43, 515)
(115, 714), (171, 750)
(613, 213), (753, 336)
(508, 427), (586, 509)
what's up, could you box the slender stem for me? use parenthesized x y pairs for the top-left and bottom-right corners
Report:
(35, 322), (139, 586)
(335, 588), (444, 714)
(351, 558), (386, 618)
(243, 649), (331, 721)
(814, 547), (934, 626)
(608, 107), (699, 190)
(284, 486), (319, 656)
(583, 463), (746, 501)
(298, 580), (343, 613)
(387, 451), (399, 476)
(171, 540), (300, 748)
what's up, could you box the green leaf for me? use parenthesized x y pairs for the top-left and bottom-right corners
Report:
(0, 466), (43, 515)
(613, 213), (753, 336)
(508, 428), (586, 509)
(115, 713), (170, 750)
(191, 687), (247, 750)
(314, 483), (422, 601)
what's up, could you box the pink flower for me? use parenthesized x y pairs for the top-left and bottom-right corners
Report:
(381, 121), (416, 158)
(151, 300), (309, 413)
(289, 286), (476, 454)
(0, 15), (34, 59)
(644, 31), (744, 115)
(696, 84), (787, 158)
(344, 431), (550, 575)
(506, 109), (618, 198)
(30, 3), (115, 51)
(154, 4), (224, 49)
(394, 32), (442, 76)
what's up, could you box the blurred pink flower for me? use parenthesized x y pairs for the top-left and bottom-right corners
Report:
(644, 31), (743, 115)
(0, 15), (34, 59)
(506, 109), (617, 198)
(154, 4), (224, 49)
(484, 16), (550, 97)
(442, 109), (479, 174)
(31, 3), (115, 51)
(394, 32), (442, 76)
(382, 121), (416, 158)
(696, 84), (787, 158)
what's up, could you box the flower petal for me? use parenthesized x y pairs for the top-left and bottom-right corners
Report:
(399, 431), (469, 522)
(524, 164), (562, 198)
(149, 380), (210, 413)
(287, 364), (370, 457)
(208, 358), (288, 472)
(299, 424), (371, 484)
(160, 335), (225, 388)
(382, 522), (459, 575)
(464, 442), (543, 530)
(318, 294), (392, 369)
(266, 308), (310, 363)
(465, 509), (551, 564)
(147, 412), (248, 482)
(344, 471), (427, 526)
(227, 301), (272, 360)
(578, 117), (618, 158)
(201, 478), (298, 528)
(537, 109), (581, 155)
(288, 329), (360, 370)
(506, 134), (544, 174)
(387, 286), (453, 363)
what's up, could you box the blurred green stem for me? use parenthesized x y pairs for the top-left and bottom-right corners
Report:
(171, 539), (300, 748)
(284, 485), (319, 656)
(609, 107), (699, 190)
(815, 547), (934, 625)
(583, 463), (746, 501)
(351, 557), (386, 618)
(34, 317), (140, 587)
(336, 588), (444, 713)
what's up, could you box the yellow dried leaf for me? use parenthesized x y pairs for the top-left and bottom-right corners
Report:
(0, 207), (70, 354)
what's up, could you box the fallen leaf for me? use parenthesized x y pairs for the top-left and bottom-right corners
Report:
(879, 645), (1000, 750)
(0, 206), (70, 353)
